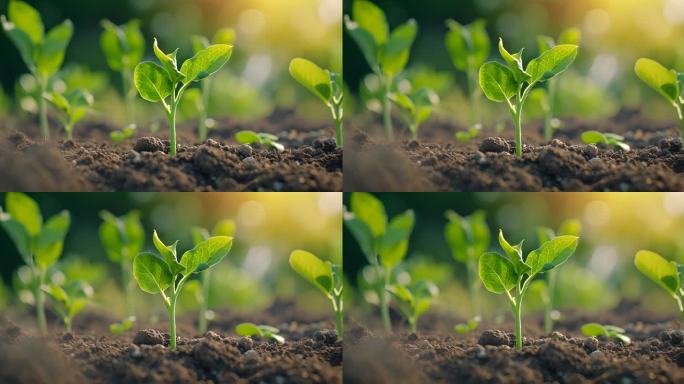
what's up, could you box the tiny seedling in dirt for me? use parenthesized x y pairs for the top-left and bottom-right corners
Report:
(445, 19), (491, 135)
(191, 28), (236, 141)
(386, 279), (438, 333)
(479, 38), (578, 157)
(235, 323), (285, 344)
(0, 193), (70, 334)
(634, 250), (684, 326)
(479, 229), (579, 349)
(289, 250), (344, 340)
(344, 192), (415, 332)
(191, 219), (236, 334)
(289, 58), (344, 147)
(43, 89), (94, 140)
(444, 210), (491, 317)
(43, 279), (93, 332)
(389, 87), (440, 140)
(100, 19), (145, 132)
(537, 28), (582, 140)
(99, 210), (145, 316)
(455, 316), (481, 334)
(110, 316), (136, 335)
(581, 323), (631, 344)
(1, 0), (73, 140)
(345, 0), (417, 141)
(635, 58), (684, 140)
(134, 38), (232, 157)
(235, 130), (284, 152)
(581, 131), (630, 152)
(133, 230), (232, 349)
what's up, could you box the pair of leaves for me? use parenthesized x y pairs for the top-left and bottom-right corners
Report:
(634, 58), (682, 107)
(634, 250), (682, 296)
(444, 210), (491, 263)
(235, 322), (285, 344)
(387, 280), (438, 320)
(581, 131), (630, 152)
(390, 87), (440, 130)
(235, 130), (284, 152)
(445, 19), (490, 71)
(581, 323), (631, 344)
(43, 280), (92, 323)
(44, 89), (94, 127)
(99, 210), (145, 263)
(100, 19), (145, 72)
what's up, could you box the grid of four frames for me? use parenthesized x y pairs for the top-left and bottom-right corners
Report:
(1, 0), (684, 383)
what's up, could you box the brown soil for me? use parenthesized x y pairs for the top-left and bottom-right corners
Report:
(344, 108), (684, 191)
(343, 300), (684, 383)
(0, 302), (342, 384)
(0, 109), (342, 191)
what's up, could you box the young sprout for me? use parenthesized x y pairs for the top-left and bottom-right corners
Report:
(110, 316), (136, 335)
(191, 28), (236, 141)
(444, 210), (491, 317)
(386, 279), (438, 333)
(479, 230), (579, 350)
(0, 193), (70, 334)
(445, 19), (491, 135)
(581, 131), (630, 152)
(133, 230), (232, 349)
(455, 316), (481, 334)
(635, 58), (684, 140)
(389, 87), (439, 140)
(479, 39), (578, 157)
(134, 38), (232, 157)
(537, 28), (582, 140)
(43, 89), (94, 140)
(1, 1), (73, 140)
(100, 19), (145, 132)
(345, 0), (417, 141)
(344, 192), (414, 332)
(235, 131), (284, 152)
(289, 250), (343, 340)
(236, 323), (285, 344)
(634, 250), (684, 326)
(581, 323), (631, 344)
(99, 210), (145, 316)
(191, 219), (236, 334)
(289, 58), (343, 147)
(43, 280), (92, 332)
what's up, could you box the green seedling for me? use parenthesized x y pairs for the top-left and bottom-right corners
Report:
(389, 87), (439, 140)
(191, 28), (236, 141)
(455, 316), (481, 334)
(0, 193), (70, 334)
(581, 131), (630, 152)
(479, 230), (579, 349)
(133, 230), (233, 349)
(1, 0), (73, 140)
(235, 323), (285, 344)
(386, 279), (438, 333)
(344, 192), (414, 332)
(43, 280), (92, 332)
(635, 58), (684, 140)
(445, 19), (490, 135)
(634, 250), (684, 326)
(456, 126), (483, 143)
(444, 210), (491, 316)
(134, 38), (232, 157)
(345, 0), (417, 141)
(191, 219), (236, 334)
(537, 28), (582, 140)
(109, 316), (136, 335)
(100, 19), (144, 131)
(581, 323), (631, 344)
(479, 39), (578, 157)
(235, 130), (284, 152)
(289, 58), (343, 147)
(110, 125), (136, 142)
(43, 89), (93, 140)
(289, 250), (344, 340)
(536, 219), (582, 333)
(99, 210), (145, 316)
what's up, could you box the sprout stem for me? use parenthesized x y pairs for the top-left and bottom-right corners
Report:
(168, 105), (178, 157)
(408, 317), (417, 333)
(38, 77), (49, 141)
(167, 298), (177, 350)
(513, 107), (523, 157)
(374, 261), (392, 332)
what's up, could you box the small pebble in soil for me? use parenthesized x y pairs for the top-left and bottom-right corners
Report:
(134, 137), (164, 153)
(315, 329), (338, 345)
(583, 144), (599, 159)
(659, 329), (684, 345)
(237, 144), (253, 157)
(238, 336), (254, 352)
(242, 156), (258, 169)
(133, 329), (165, 346)
(583, 337), (599, 352)
(659, 137), (684, 152)
(478, 329), (510, 347)
(479, 137), (510, 153)
(590, 350), (605, 360)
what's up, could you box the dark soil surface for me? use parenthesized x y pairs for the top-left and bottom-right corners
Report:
(0, 109), (342, 191)
(345, 108), (684, 191)
(0, 302), (342, 384)
(344, 300), (684, 383)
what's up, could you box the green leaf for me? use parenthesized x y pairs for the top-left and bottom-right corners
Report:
(389, 92), (415, 114)
(100, 20), (125, 71)
(69, 298), (87, 319)
(379, 240), (408, 270)
(99, 215), (123, 262)
(35, 20), (73, 78)
(289, 58), (332, 103)
(498, 230), (528, 274)
(352, 0), (389, 45)
(235, 322), (262, 337)
(5, 192), (42, 237)
(152, 230), (184, 275)
(34, 210), (70, 270)
(213, 28), (236, 45)
(380, 19), (417, 78)
(100, 19), (144, 72)
(8, 0), (44, 45)
(444, 212), (468, 262)
(289, 249), (334, 296)
(526, 44), (578, 82)
(212, 219), (236, 237)
(350, 192), (387, 238)
(123, 20), (145, 66)
(180, 44), (232, 83)
(180, 236), (233, 275)
(479, 62), (516, 102)
(2, 15), (36, 71)
(343, 215), (375, 262)
(344, 16), (378, 71)
(235, 130), (261, 144)
(558, 219), (582, 237)
(445, 19), (490, 71)
(498, 38), (529, 83)
(134, 61), (173, 102)
(634, 250), (680, 295)
(581, 131), (608, 145)
(0, 213), (31, 262)
(635, 58), (680, 103)
(479, 252), (516, 294)
(133, 252), (172, 294)
(581, 323), (607, 337)
(526, 235), (579, 275)
(152, 38), (184, 83)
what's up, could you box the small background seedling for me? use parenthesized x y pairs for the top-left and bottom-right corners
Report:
(109, 316), (136, 335)
(386, 278), (438, 333)
(581, 131), (630, 152)
(43, 279), (93, 332)
(635, 58), (684, 140)
(43, 88), (94, 140)
(634, 250), (684, 327)
(235, 130), (284, 152)
(235, 322), (285, 344)
(389, 86), (439, 140)
(455, 316), (481, 334)
(581, 323), (631, 344)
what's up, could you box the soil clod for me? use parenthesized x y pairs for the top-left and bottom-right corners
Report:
(478, 329), (510, 346)
(479, 137), (510, 153)
(134, 136), (165, 153)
